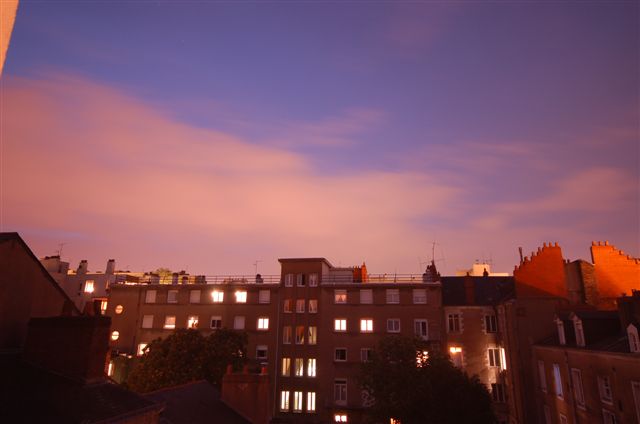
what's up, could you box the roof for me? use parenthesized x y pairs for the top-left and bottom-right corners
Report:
(145, 380), (250, 424)
(441, 275), (515, 306)
(536, 333), (633, 354)
(278, 257), (334, 267)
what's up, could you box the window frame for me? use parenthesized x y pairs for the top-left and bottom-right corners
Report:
(210, 315), (222, 329)
(360, 319), (373, 333)
(386, 289), (400, 304)
(334, 348), (347, 362)
(258, 289), (270, 304)
(189, 290), (201, 304)
(412, 289), (427, 304)
(334, 319), (347, 332)
(360, 289), (373, 304)
(387, 318), (401, 333)
(233, 315), (245, 330)
(142, 314), (154, 329)
(334, 290), (347, 304)
(257, 317), (269, 331)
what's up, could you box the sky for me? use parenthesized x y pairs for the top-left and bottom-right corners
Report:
(1, 1), (638, 275)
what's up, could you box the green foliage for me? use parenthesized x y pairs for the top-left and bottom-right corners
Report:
(359, 335), (496, 424)
(125, 328), (247, 393)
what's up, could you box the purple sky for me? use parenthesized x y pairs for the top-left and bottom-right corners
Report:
(1, 1), (638, 275)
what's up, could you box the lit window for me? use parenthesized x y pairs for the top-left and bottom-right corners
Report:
(137, 343), (148, 356)
(309, 273), (318, 287)
(84, 280), (95, 293)
(210, 316), (222, 329)
(309, 299), (318, 313)
(259, 290), (270, 304)
(571, 368), (585, 408)
(257, 317), (269, 330)
(142, 315), (153, 328)
(449, 346), (463, 367)
(145, 290), (157, 303)
(296, 326), (305, 344)
(164, 315), (176, 329)
(297, 274), (305, 287)
(111, 331), (119, 341)
(307, 392), (316, 412)
(387, 319), (400, 333)
(335, 290), (347, 304)
(307, 358), (317, 377)
(115, 305), (124, 314)
(553, 363), (563, 399)
(574, 318), (585, 347)
(284, 274), (294, 287)
(235, 290), (247, 303)
(488, 348), (502, 368)
(280, 391), (290, 411)
(386, 289), (399, 304)
(256, 345), (268, 360)
(283, 326), (292, 344)
(556, 319), (566, 345)
(334, 319), (347, 332)
(416, 350), (429, 367)
(360, 289), (373, 304)
(538, 361), (547, 392)
(99, 300), (108, 315)
(413, 289), (427, 304)
(189, 290), (201, 303)
(485, 315), (497, 333)
(334, 379), (347, 405)
(212, 290), (224, 303)
(282, 357), (291, 376)
(295, 358), (304, 377)
(296, 299), (305, 313)
(414, 319), (428, 340)
(335, 348), (347, 362)
(602, 410), (617, 424)
(447, 313), (461, 332)
(598, 376), (613, 404)
(361, 348), (372, 362)
(293, 391), (303, 412)
(234, 316), (245, 330)
(167, 290), (178, 303)
(107, 361), (114, 376)
(284, 299), (293, 313)
(187, 315), (199, 329)
(628, 324), (640, 353)
(334, 414), (348, 422)
(491, 383), (506, 402)
(360, 319), (373, 333)
(308, 326), (317, 345)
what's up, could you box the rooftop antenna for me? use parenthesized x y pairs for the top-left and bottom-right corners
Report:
(253, 260), (262, 275)
(56, 242), (66, 257)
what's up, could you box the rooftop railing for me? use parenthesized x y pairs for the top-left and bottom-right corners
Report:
(321, 273), (438, 284)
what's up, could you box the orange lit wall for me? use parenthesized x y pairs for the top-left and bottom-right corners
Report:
(513, 243), (567, 298)
(591, 241), (640, 307)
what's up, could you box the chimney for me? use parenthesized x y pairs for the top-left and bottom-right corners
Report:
(464, 275), (475, 305)
(77, 260), (88, 275)
(105, 259), (115, 274)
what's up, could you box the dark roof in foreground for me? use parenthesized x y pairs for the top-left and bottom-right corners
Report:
(441, 275), (515, 306)
(145, 380), (250, 424)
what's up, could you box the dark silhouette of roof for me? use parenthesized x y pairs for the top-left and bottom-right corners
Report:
(441, 275), (515, 306)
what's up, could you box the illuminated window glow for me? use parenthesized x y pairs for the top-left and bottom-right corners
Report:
(187, 315), (199, 329)
(293, 391), (303, 412)
(257, 317), (269, 330)
(308, 326), (317, 344)
(235, 291), (247, 303)
(307, 392), (316, 412)
(137, 343), (148, 356)
(307, 358), (317, 377)
(335, 290), (347, 304)
(107, 361), (114, 376)
(360, 319), (373, 333)
(295, 358), (304, 377)
(100, 300), (108, 314)
(212, 290), (224, 303)
(111, 331), (119, 341)
(334, 319), (347, 332)
(296, 326), (305, 344)
(84, 280), (95, 293)
(280, 391), (290, 411)
(334, 414), (348, 422)
(282, 357), (290, 376)
(164, 316), (176, 329)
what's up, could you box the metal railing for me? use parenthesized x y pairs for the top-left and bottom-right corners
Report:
(321, 273), (438, 284)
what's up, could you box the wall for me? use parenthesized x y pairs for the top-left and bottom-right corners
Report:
(591, 241), (640, 309)
(221, 368), (271, 424)
(513, 243), (567, 298)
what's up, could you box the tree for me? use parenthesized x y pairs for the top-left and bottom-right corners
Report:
(359, 335), (496, 424)
(125, 328), (247, 393)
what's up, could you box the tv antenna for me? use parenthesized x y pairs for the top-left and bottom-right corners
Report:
(56, 242), (66, 257)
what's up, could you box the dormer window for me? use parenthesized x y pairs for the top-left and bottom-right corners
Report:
(556, 319), (566, 345)
(628, 324), (639, 353)
(573, 317), (585, 347)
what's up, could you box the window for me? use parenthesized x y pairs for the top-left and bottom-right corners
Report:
(280, 391), (290, 411)
(293, 391), (303, 412)
(414, 319), (428, 340)
(284, 273), (294, 287)
(556, 319), (566, 345)
(602, 409), (617, 424)
(283, 326), (292, 344)
(307, 358), (317, 377)
(256, 345), (268, 360)
(84, 280), (95, 293)
(574, 318), (585, 347)
(307, 392), (316, 412)
(335, 290), (347, 304)
(334, 414), (348, 422)
(386, 289), (399, 304)
(447, 313), (461, 332)
(628, 324), (639, 353)
(387, 319), (401, 333)
(145, 290), (157, 303)
(308, 326), (317, 345)
(111, 331), (119, 341)
(99, 300), (108, 315)
(167, 290), (178, 303)
(233, 316), (245, 330)
(107, 361), (114, 376)
(309, 299), (318, 313)
(559, 414), (568, 424)
(491, 383), (506, 402)
(543, 405), (551, 424)
(257, 317), (269, 330)
(210, 316), (222, 329)
(335, 348), (347, 361)
(309, 273), (318, 287)
(212, 290), (224, 303)
(296, 274), (305, 287)
(296, 326), (305, 344)
(189, 290), (201, 303)
(142, 315), (154, 329)
(632, 381), (640, 424)
(137, 343), (148, 356)
(598, 375), (613, 404)
(259, 290), (270, 304)
(361, 348), (372, 362)
(235, 290), (247, 303)
(553, 363), (563, 399)
(334, 319), (347, 332)
(485, 315), (497, 333)
(164, 315), (176, 329)
(115, 305), (124, 314)
(187, 315), (199, 329)
(295, 358), (304, 377)
(334, 379), (347, 405)
(284, 299), (292, 313)
(538, 360), (547, 392)
(571, 368), (585, 409)
(360, 289), (373, 304)
(296, 299), (305, 313)
(360, 319), (373, 333)
(282, 358), (290, 376)
(488, 348), (502, 368)
(449, 346), (463, 367)
(413, 289), (427, 304)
